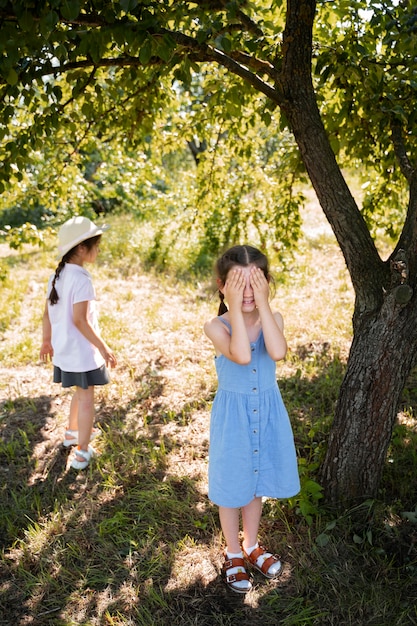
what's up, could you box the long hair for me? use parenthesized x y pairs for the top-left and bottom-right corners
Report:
(215, 245), (270, 315)
(49, 235), (101, 305)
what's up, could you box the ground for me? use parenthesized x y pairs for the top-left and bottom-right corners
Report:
(0, 197), (363, 624)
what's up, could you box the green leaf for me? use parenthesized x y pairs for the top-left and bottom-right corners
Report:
(6, 69), (18, 86)
(54, 44), (68, 61)
(88, 35), (105, 64)
(120, 0), (138, 11)
(3, 105), (14, 122)
(220, 36), (232, 53)
(52, 85), (63, 101)
(82, 102), (92, 117)
(17, 10), (35, 32)
(60, 0), (80, 21)
(139, 38), (153, 65)
(316, 533), (330, 547)
(261, 111), (272, 127)
(325, 520), (337, 531)
(401, 510), (417, 523)
(156, 33), (176, 63)
(156, 40), (172, 63)
(40, 10), (59, 34)
(329, 135), (340, 155)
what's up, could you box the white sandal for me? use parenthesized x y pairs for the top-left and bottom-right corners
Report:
(63, 428), (100, 448)
(70, 445), (96, 470)
(222, 555), (252, 593)
(243, 545), (282, 579)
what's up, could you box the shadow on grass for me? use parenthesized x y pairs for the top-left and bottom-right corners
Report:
(1, 348), (417, 624)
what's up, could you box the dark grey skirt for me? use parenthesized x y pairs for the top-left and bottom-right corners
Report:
(53, 364), (110, 389)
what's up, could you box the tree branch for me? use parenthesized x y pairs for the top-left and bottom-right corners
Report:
(389, 119), (417, 270)
(280, 0), (387, 322)
(390, 118), (415, 182)
(180, 0), (264, 36)
(159, 29), (281, 100)
(0, 6), (109, 27)
(10, 28), (282, 107)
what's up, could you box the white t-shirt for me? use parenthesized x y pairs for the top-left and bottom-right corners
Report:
(47, 263), (105, 373)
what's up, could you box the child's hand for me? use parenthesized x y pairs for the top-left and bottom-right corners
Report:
(223, 268), (245, 311)
(250, 266), (270, 308)
(99, 345), (118, 368)
(40, 341), (53, 362)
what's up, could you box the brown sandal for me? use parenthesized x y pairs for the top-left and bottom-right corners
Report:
(221, 556), (252, 594)
(243, 546), (282, 579)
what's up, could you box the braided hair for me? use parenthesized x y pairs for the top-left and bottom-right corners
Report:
(215, 245), (270, 315)
(49, 235), (102, 305)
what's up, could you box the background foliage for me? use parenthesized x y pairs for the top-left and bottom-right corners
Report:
(2, 0), (416, 272)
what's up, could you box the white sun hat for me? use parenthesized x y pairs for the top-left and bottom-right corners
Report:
(57, 216), (110, 258)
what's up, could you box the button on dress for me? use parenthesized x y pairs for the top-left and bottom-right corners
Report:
(208, 319), (300, 508)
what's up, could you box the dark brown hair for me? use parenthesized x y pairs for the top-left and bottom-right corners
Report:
(215, 245), (271, 315)
(49, 235), (101, 305)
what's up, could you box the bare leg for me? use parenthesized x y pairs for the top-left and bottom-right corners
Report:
(219, 506), (251, 592)
(75, 386), (95, 451)
(68, 392), (79, 431)
(241, 497), (263, 552)
(218, 506), (241, 553)
(242, 497), (282, 578)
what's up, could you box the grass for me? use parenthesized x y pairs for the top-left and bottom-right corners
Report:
(1, 205), (417, 625)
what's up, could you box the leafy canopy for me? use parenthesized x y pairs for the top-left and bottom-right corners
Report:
(1, 1), (416, 260)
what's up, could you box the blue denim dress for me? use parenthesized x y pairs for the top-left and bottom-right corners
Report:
(208, 319), (300, 508)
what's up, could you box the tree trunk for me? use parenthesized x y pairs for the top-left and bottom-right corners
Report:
(320, 288), (417, 505)
(279, 0), (417, 506)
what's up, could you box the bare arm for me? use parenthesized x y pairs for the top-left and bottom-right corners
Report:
(250, 266), (287, 361)
(204, 269), (252, 364)
(40, 300), (54, 362)
(73, 301), (117, 368)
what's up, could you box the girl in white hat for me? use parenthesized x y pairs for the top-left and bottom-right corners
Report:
(40, 216), (117, 470)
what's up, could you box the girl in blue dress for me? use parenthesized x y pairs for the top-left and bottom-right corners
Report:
(204, 245), (300, 593)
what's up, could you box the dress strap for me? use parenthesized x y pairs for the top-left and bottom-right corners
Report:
(218, 316), (232, 331)
(217, 316), (263, 344)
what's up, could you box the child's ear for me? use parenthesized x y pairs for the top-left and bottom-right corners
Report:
(216, 277), (225, 294)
